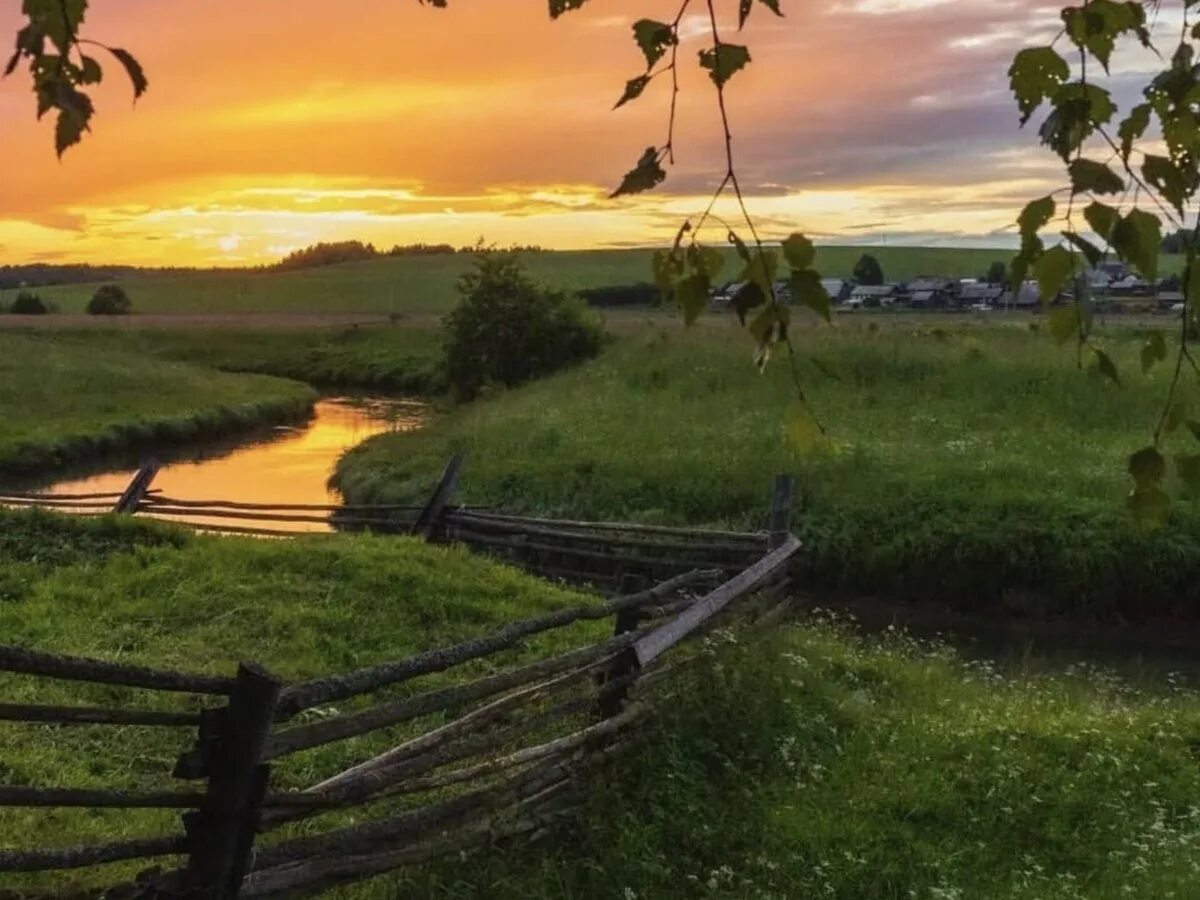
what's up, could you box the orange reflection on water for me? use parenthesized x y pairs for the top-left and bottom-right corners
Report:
(42, 398), (424, 533)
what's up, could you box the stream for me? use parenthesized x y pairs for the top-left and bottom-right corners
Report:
(32, 397), (424, 533)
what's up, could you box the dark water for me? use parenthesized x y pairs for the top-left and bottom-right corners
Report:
(34, 397), (423, 533)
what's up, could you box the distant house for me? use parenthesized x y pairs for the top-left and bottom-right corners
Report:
(905, 277), (958, 308)
(1108, 275), (1153, 297)
(998, 281), (1041, 308)
(1158, 290), (1185, 310)
(847, 284), (899, 308)
(820, 279), (852, 303)
(959, 283), (1004, 307)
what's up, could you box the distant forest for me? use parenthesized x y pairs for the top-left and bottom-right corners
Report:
(0, 240), (545, 288)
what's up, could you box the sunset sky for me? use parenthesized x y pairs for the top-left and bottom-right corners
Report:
(0, 0), (1154, 266)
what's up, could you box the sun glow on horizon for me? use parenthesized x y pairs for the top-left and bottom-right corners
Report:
(0, 0), (1057, 266)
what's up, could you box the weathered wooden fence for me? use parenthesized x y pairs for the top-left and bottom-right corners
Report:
(0, 460), (791, 591)
(0, 468), (801, 898)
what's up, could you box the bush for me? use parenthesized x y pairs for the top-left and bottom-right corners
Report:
(87, 284), (132, 315)
(8, 291), (47, 315)
(442, 251), (607, 401)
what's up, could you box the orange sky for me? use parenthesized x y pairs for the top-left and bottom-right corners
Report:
(0, 1), (1102, 266)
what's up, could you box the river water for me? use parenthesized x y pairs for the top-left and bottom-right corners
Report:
(34, 397), (424, 533)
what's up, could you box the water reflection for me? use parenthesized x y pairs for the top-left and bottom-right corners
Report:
(39, 397), (423, 533)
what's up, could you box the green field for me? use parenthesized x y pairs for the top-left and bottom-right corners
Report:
(1, 512), (1196, 898)
(9, 246), (1125, 317)
(334, 317), (1200, 617)
(0, 331), (315, 475)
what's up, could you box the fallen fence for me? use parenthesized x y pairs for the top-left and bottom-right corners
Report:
(0, 474), (800, 898)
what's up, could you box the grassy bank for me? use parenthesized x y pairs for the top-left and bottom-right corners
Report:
(36, 325), (446, 394)
(23, 246), (1172, 317)
(3, 512), (1197, 898)
(335, 319), (1200, 618)
(0, 331), (316, 475)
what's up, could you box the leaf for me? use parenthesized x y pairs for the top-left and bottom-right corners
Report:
(53, 83), (93, 157)
(651, 248), (684, 297)
(1118, 103), (1151, 161)
(1178, 454), (1200, 494)
(79, 54), (101, 85)
(1129, 445), (1166, 490)
(787, 406), (821, 454)
(1018, 196), (1055, 243)
(687, 244), (725, 281)
(1187, 419), (1200, 443)
(1084, 201), (1120, 242)
(548, 0), (590, 18)
(1008, 46), (1070, 125)
(738, 249), (778, 300)
(631, 19), (675, 69)
(1141, 331), (1167, 374)
(614, 75), (651, 109)
(1068, 158), (1124, 195)
(781, 233), (815, 270)
(790, 269), (831, 323)
(610, 147), (666, 198)
(732, 281), (766, 325)
(740, 0), (784, 27)
(1127, 485), (1170, 524)
(1033, 245), (1074, 302)
(108, 47), (147, 100)
(1092, 347), (1120, 385)
(1038, 82), (1115, 161)
(698, 44), (751, 88)
(728, 231), (752, 265)
(675, 274), (710, 326)
(1047, 305), (1081, 345)
(1142, 155), (1194, 216)
(1111, 209), (1161, 280)
(1063, 232), (1103, 267)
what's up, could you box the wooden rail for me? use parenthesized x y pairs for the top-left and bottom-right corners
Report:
(0, 472), (799, 897)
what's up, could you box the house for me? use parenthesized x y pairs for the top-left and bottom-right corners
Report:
(905, 277), (958, 308)
(998, 281), (1041, 308)
(959, 283), (1004, 307)
(847, 284), (899, 308)
(820, 279), (852, 303)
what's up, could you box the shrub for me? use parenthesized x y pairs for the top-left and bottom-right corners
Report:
(87, 284), (132, 315)
(8, 291), (47, 315)
(442, 251), (607, 401)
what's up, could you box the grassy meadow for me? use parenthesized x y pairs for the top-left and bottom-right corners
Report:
(10, 245), (1112, 317)
(334, 316), (1200, 617)
(0, 331), (315, 475)
(1, 512), (1198, 899)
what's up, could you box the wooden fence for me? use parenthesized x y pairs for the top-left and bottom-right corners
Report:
(0, 473), (801, 898)
(0, 459), (790, 590)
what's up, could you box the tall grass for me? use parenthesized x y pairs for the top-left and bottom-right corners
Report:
(335, 320), (1200, 616)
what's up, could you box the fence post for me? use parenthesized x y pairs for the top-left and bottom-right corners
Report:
(113, 460), (160, 514)
(180, 662), (281, 898)
(411, 454), (464, 541)
(767, 474), (796, 550)
(598, 573), (647, 719)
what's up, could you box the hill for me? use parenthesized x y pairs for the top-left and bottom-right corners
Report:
(14, 247), (1042, 317)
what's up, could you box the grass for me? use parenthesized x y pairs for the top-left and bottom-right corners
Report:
(334, 316), (1200, 618)
(37, 325), (446, 393)
(401, 616), (1200, 900)
(0, 331), (316, 475)
(0, 511), (604, 891)
(20, 246), (1183, 317)
(3, 512), (1197, 898)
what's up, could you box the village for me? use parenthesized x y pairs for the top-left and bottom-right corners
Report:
(711, 259), (1188, 314)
